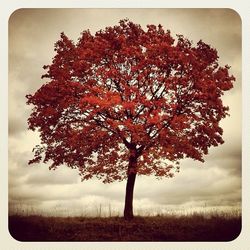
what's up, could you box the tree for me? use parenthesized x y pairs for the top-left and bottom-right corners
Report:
(26, 19), (235, 220)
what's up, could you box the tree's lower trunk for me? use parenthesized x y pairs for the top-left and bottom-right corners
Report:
(124, 171), (136, 220)
(124, 153), (137, 220)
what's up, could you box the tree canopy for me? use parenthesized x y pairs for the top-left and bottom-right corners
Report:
(26, 19), (235, 184)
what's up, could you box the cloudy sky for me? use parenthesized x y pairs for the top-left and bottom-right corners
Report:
(9, 8), (241, 216)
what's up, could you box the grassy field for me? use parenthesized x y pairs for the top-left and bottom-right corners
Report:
(9, 213), (241, 241)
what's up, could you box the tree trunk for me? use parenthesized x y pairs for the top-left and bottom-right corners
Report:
(124, 155), (137, 220)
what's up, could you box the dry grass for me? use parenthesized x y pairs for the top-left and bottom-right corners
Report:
(9, 212), (241, 241)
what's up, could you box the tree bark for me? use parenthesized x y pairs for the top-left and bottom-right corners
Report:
(124, 155), (137, 220)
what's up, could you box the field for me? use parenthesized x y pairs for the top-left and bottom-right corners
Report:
(9, 212), (241, 241)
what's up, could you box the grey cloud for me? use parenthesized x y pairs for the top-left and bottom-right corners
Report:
(9, 148), (79, 190)
(25, 167), (79, 186)
(145, 178), (241, 206)
(9, 183), (81, 203)
(9, 116), (28, 136)
(134, 159), (241, 206)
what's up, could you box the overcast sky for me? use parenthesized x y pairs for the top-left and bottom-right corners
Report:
(8, 8), (241, 216)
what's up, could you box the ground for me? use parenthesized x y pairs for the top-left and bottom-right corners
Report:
(9, 213), (241, 241)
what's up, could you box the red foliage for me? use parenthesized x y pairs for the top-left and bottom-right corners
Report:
(26, 19), (234, 183)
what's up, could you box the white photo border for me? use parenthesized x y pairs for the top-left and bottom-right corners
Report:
(1, 1), (249, 249)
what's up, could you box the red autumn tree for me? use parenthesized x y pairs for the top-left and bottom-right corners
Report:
(26, 19), (234, 220)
